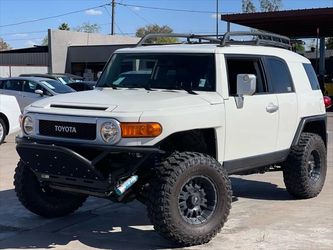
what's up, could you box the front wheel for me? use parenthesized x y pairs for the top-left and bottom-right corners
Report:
(0, 118), (7, 144)
(14, 161), (88, 218)
(283, 133), (327, 199)
(147, 152), (232, 246)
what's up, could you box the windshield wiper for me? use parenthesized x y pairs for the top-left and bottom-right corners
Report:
(105, 83), (118, 89)
(125, 84), (155, 91)
(176, 83), (197, 95)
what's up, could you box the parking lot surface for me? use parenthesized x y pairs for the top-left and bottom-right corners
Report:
(0, 114), (332, 250)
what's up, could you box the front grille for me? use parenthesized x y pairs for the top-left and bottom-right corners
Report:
(39, 120), (96, 140)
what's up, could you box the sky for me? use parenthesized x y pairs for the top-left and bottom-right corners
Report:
(0, 0), (333, 49)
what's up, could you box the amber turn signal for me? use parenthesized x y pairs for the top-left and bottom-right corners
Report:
(121, 122), (162, 138)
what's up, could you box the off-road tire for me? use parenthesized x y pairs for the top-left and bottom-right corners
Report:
(283, 132), (327, 199)
(14, 160), (88, 218)
(147, 152), (232, 246)
(0, 118), (7, 144)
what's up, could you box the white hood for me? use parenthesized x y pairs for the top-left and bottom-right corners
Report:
(30, 88), (221, 112)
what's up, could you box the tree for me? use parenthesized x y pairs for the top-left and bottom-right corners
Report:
(242, 0), (282, 13)
(40, 22), (71, 46)
(0, 37), (10, 51)
(135, 24), (177, 44)
(242, 0), (256, 13)
(293, 43), (305, 53)
(260, 0), (282, 12)
(326, 37), (333, 50)
(41, 36), (48, 46)
(58, 22), (70, 31)
(74, 22), (100, 33)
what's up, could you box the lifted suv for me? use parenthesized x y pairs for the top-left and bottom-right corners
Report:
(14, 32), (327, 246)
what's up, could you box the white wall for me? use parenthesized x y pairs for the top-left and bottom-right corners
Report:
(49, 29), (140, 73)
(0, 66), (48, 77)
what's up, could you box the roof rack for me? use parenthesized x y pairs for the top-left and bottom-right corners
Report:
(136, 31), (291, 50)
(221, 31), (291, 49)
(137, 33), (222, 47)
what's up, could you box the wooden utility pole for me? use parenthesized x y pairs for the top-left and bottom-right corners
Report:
(111, 0), (115, 35)
(216, 0), (219, 38)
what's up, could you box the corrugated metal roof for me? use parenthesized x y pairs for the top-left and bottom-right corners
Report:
(221, 8), (333, 38)
(0, 46), (48, 54)
(0, 52), (48, 66)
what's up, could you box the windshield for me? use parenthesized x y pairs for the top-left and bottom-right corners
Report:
(41, 80), (75, 93)
(97, 53), (216, 91)
(57, 76), (75, 84)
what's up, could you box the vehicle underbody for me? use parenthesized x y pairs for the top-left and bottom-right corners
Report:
(16, 136), (165, 202)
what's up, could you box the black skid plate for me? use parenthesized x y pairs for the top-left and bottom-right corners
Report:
(16, 143), (109, 190)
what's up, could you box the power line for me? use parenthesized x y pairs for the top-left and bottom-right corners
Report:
(0, 3), (110, 28)
(103, 5), (114, 35)
(0, 1), (233, 31)
(4, 31), (226, 42)
(0, 0), (232, 38)
(0, 30), (47, 36)
(114, 22), (125, 35)
(121, 4), (152, 24)
(115, 2), (230, 14)
(5, 37), (44, 42)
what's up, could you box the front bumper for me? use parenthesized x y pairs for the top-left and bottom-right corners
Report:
(16, 136), (164, 196)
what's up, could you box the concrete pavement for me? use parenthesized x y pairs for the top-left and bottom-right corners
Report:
(0, 115), (332, 249)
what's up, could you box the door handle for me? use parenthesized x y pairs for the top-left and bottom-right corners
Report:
(266, 103), (279, 113)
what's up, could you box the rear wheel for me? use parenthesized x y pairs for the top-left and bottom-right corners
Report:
(14, 161), (88, 218)
(147, 152), (232, 246)
(283, 133), (327, 199)
(0, 118), (7, 144)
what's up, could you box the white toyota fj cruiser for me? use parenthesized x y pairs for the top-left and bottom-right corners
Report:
(14, 32), (328, 246)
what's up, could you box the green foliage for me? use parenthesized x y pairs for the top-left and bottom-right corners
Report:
(58, 23), (70, 31)
(41, 36), (48, 46)
(260, 0), (282, 12)
(242, 0), (256, 13)
(242, 0), (282, 13)
(74, 22), (100, 33)
(293, 43), (305, 53)
(0, 37), (10, 51)
(136, 24), (178, 44)
(40, 22), (72, 46)
(326, 37), (333, 50)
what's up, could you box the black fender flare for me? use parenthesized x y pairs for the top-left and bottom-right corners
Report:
(292, 114), (327, 147)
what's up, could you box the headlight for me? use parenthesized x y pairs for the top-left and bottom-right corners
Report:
(23, 116), (34, 135)
(100, 120), (120, 143)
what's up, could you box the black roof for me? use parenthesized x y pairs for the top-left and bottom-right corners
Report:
(0, 46), (48, 54)
(221, 8), (333, 38)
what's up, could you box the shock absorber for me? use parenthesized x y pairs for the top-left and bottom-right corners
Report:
(115, 175), (138, 196)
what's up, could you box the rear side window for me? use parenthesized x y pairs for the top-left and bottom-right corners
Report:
(3, 80), (23, 91)
(303, 63), (320, 90)
(266, 57), (293, 93)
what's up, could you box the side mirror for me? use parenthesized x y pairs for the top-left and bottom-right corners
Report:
(235, 74), (256, 109)
(237, 74), (256, 96)
(35, 89), (44, 96)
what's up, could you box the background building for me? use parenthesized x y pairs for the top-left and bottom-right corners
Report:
(0, 29), (139, 80)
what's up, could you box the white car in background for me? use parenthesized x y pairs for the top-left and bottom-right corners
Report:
(0, 94), (21, 144)
(0, 77), (75, 112)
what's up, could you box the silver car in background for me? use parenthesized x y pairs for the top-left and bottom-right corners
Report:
(0, 77), (75, 112)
